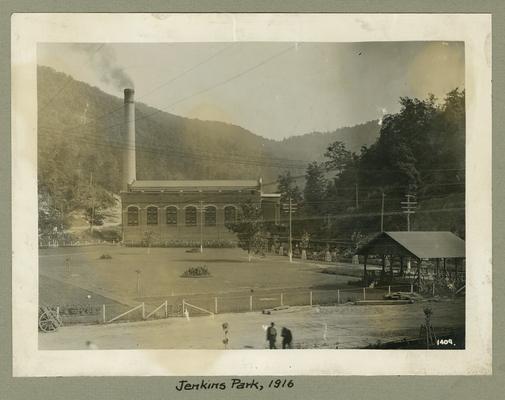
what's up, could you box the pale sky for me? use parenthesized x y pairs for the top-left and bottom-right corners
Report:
(38, 42), (464, 141)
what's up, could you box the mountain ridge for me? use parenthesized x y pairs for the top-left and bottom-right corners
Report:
(37, 65), (380, 196)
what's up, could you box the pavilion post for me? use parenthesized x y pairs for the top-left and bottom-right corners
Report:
(443, 258), (447, 277)
(436, 258), (440, 278)
(390, 255), (394, 279)
(363, 255), (368, 286)
(399, 256), (404, 276)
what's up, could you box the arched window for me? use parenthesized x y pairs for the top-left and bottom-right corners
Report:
(147, 206), (158, 225)
(224, 206), (237, 224)
(127, 206), (139, 226)
(204, 206), (217, 226)
(185, 206), (197, 226)
(166, 206), (177, 225)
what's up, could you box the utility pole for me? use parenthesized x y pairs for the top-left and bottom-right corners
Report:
(89, 172), (95, 233)
(199, 200), (204, 253)
(289, 197), (292, 263)
(282, 197), (297, 263)
(401, 194), (417, 231)
(381, 191), (385, 232)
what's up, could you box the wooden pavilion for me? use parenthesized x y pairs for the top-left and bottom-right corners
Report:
(356, 231), (466, 288)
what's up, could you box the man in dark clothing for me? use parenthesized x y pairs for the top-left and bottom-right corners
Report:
(281, 327), (293, 349)
(266, 322), (277, 349)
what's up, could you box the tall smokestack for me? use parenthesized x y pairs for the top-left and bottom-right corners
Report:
(122, 88), (136, 191)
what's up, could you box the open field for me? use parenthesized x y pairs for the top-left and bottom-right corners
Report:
(39, 298), (465, 350)
(39, 245), (464, 350)
(39, 246), (366, 308)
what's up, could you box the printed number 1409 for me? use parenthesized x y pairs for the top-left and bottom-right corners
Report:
(437, 339), (454, 346)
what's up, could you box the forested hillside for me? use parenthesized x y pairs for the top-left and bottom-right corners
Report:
(37, 66), (464, 244)
(37, 66), (379, 236)
(270, 120), (380, 162)
(276, 89), (466, 246)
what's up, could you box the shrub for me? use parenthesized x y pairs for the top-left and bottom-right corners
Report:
(181, 265), (211, 278)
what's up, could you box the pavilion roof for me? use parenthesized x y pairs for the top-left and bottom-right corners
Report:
(356, 231), (465, 259)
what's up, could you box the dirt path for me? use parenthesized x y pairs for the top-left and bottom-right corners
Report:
(39, 298), (464, 350)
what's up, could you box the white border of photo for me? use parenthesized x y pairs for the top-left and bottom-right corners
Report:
(11, 13), (492, 376)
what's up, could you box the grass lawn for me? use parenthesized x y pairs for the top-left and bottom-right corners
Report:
(39, 246), (361, 308)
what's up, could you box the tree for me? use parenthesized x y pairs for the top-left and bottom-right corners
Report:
(84, 207), (107, 227)
(78, 183), (116, 231)
(38, 191), (68, 241)
(303, 162), (327, 219)
(142, 230), (157, 254)
(324, 141), (352, 176)
(227, 200), (265, 262)
(277, 171), (303, 204)
(327, 89), (465, 238)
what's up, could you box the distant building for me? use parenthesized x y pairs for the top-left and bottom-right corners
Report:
(119, 89), (280, 245)
(121, 179), (280, 244)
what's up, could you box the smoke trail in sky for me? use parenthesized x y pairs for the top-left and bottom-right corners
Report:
(72, 43), (134, 90)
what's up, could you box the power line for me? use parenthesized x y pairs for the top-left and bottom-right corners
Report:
(40, 43), (297, 140)
(137, 43), (237, 102)
(41, 124), (466, 177)
(38, 130), (308, 170)
(39, 129), (467, 190)
(261, 167), (465, 187)
(39, 43), (238, 134)
(39, 125), (311, 167)
(39, 44), (105, 112)
(223, 207), (465, 226)
(276, 207), (465, 222)
(38, 128), (311, 169)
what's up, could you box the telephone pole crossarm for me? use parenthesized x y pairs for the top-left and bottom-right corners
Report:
(401, 194), (417, 231)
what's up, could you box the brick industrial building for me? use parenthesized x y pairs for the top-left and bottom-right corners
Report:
(119, 89), (281, 245)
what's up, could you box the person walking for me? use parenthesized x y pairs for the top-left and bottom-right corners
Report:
(281, 327), (293, 349)
(266, 322), (277, 349)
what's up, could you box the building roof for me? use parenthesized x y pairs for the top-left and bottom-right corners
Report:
(129, 179), (260, 192)
(356, 231), (465, 259)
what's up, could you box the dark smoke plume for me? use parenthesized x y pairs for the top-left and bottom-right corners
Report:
(72, 43), (134, 90)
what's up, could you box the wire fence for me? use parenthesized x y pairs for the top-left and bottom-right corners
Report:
(44, 284), (417, 326)
(38, 239), (119, 248)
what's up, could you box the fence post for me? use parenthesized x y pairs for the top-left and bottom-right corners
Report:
(280, 292), (284, 306)
(432, 281), (435, 297)
(214, 297), (218, 314)
(56, 306), (60, 320)
(182, 299), (186, 315)
(164, 300), (168, 318)
(337, 289), (340, 305)
(249, 296), (253, 311)
(310, 291), (313, 306)
(388, 285), (391, 295)
(142, 302), (145, 319)
(102, 304), (106, 323)
(363, 287), (366, 301)
(410, 284), (414, 294)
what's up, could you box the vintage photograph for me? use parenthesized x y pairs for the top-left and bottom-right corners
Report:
(10, 13), (492, 376)
(37, 40), (466, 351)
